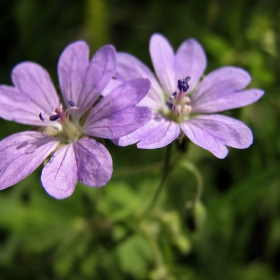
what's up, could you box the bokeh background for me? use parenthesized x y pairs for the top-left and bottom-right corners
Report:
(0, 0), (280, 279)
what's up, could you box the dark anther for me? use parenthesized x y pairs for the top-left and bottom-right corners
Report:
(178, 76), (191, 92)
(177, 80), (183, 91)
(166, 100), (173, 110)
(39, 113), (44, 121)
(49, 114), (61, 121)
(68, 100), (75, 107)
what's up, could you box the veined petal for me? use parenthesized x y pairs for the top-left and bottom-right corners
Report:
(137, 93), (165, 110)
(58, 41), (89, 111)
(113, 113), (180, 149)
(11, 62), (59, 119)
(192, 88), (264, 113)
(58, 41), (116, 120)
(0, 131), (58, 190)
(41, 144), (78, 199)
(85, 106), (151, 139)
(181, 114), (253, 158)
(114, 52), (164, 109)
(102, 56), (165, 110)
(102, 79), (123, 96)
(175, 38), (206, 92)
(137, 116), (180, 149)
(74, 138), (112, 187)
(78, 45), (116, 116)
(191, 67), (254, 113)
(0, 86), (51, 126)
(84, 79), (151, 127)
(149, 33), (176, 94)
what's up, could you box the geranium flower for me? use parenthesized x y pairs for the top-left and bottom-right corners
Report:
(0, 41), (151, 198)
(105, 33), (264, 158)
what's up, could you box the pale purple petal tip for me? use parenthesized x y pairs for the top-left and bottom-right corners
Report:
(77, 44), (116, 115)
(58, 40), (90, 111)
(150, 33), (176, 94)
(175, 38), (207, 92)
(191, 66), (257, 113)
(41, 144), (78, 199)
(137, 118), (180, 149)
(0, 132), (58, 190)
(12, 62), (59, 112)
(193, 88), (265, 113)
(0, 62), (60, 126)
(58, 41), (116, 121)
(0, 86), (48, 126)
(181, 114), (253, 158)
(74, 138), (112, 187)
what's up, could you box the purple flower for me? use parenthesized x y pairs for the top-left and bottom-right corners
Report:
(104, 33), (264, 158)
(0, 41), (151, 198)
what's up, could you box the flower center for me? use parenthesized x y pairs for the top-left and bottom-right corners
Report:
(166, 77), (192, 117)
(39, 101), (81, 142)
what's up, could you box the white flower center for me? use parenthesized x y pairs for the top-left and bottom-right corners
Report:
(39, 101), (81, 142)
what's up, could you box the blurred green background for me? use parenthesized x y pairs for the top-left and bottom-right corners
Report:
(0, 0), (280, 279)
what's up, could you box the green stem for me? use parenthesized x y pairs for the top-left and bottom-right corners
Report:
(141, 222), (164, 270)
(143, 144), (172, 216)
(180, 160), (203, 203)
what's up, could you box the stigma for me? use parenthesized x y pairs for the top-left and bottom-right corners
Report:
(166, 77), (192, 116)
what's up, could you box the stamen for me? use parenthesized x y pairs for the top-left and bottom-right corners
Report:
(178, 76), (191, 92)
(175, 105), (182, 116)
(166, 76), (192, 117)
(39, 112), (45, 122)
(49, 113), (61, 121)
(182, 105), (192, 115)
(68, 100), (76, 107)
(166, 100), (174, 110)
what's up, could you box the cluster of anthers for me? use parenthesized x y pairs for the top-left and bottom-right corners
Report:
(166, 76), (192, 118)
(38, 101), (81, 142)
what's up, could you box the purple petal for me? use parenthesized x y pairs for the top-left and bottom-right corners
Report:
(58, 41), (116, 120)
(102, 79), (123, 96)
(149, 33), (176, 94)
(115, 52), (164, 109)
(0, 86), (48, 126)
(85, 106), (152, 139)
(41, 144), (78, 199)
(8, 62), (60, 125)
(193, 88), (264, 113)
(181, 114), (253, 158)
(84, 78), (151, 128)
(113, 113), (180, 149)
(74, 138), (112, 187)
(58, 41), (89, 111)
(191, 67), (263, 113)
(175, 38), (206, 92)
(0, 131), (58, 190)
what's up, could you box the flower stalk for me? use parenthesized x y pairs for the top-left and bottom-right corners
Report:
(143, 143), (172, 216)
